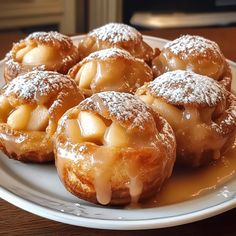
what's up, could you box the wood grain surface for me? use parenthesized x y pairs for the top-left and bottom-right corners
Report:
(0, 27), (236, 236)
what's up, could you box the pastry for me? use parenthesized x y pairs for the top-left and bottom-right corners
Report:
(78, 23), (155, 63)
(136, 70), (236, 167)
(4, 31), (80, 82)
(54, 91), (176, 205)
(68, 48), (153, 97)
(0, 70), (84, 162)
(152, 35), (232, 90)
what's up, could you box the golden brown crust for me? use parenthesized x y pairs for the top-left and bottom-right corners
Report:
(0, 124), (54, 162)
(68, 48), (153, 96)
(54, 91), (176, 205)
(0, 70), (84, 162)
(4, 31), (80, 83)
(55, 145), (170, 205)
(78, 23), (155, 63)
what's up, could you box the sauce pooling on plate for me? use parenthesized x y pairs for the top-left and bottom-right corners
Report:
(140, 140), (236, 208)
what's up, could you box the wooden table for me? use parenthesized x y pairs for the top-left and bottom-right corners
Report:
(1, 27), (236, 235)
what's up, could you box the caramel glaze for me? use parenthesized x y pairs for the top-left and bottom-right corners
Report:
(140, 139), (236, 208)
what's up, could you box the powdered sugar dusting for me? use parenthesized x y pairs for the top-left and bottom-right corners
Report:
(89, 23), (141, 44)
(164, 35), (223, 60)
(84, 48), (135, 61)
(148, 70), (225, 106)
(5, 55), (21, 71)
(80, 91), (151, 128)
(4, 70), (75, 101)
(26, 31), (73, 48)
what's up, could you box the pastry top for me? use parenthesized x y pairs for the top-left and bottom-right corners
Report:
(57, 91), (175, 153)
(4, 31), (80, 82)
(6, 31), (77, 65)
(79, 91), (154, 130)
(2, 70), (84, 120)
(164, 35), (223, 60)
(147, 70), (225, 107)
(164, 34), (224, 63)
(68, 48), (153, 96)
(152, 34), (231, 84)
(4, 70), (77, 102)
(78, 23), (154, 62)
(83, 47), (137, 62)
(24, 31), (74, 49)
(89, 23), (142, 44)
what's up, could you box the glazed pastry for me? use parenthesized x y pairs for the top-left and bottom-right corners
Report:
(68, 48), (153, 97)
(136, 70), (236, 167)
(0, 70), (84, 162)
(152, 35), (232, 90)
(4, 31), (80, 82)
(78, 23), (155, 63)
(54, 91), (176, 205)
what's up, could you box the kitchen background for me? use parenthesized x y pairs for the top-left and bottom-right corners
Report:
(0, 0), (236, 35)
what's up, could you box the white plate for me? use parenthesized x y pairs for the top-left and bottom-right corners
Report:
(0, 35), (236, 230)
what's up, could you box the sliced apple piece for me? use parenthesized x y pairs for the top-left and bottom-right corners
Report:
(152, 98), (182, 129)
(104, 122), (129, 147)
(27, 105), (49, 131)
(22, 45), (58, 65)
(78, 62), (97, 89)
(65, 119), (83, 143)
(0, 96), (12, 115)
(0, 96), (13, 122)
(7, 104), (33, 130)
(138, 94), (154, 105)
(94, 61), (125, 86)
(15, 45), (34, 62)
(78, 111), (107, 142)
(166, 56), (187, 70)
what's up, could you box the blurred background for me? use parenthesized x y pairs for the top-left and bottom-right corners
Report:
(0, 0), (236, 35)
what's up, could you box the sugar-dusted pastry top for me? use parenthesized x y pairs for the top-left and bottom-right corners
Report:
(25, 31), (74, 49)
(78, 23), (155, 62)
(4, 31), (80, 82)
(84, 47), (136, 62)
(68, 48), (153, 96)
(4, 70), (77, 103)
(147, 70), (225, 107)
(164, 34), (224, 62)
(89, 23), (142, 44)
(79, 91), (153, 130)
(6, 31), (76, 64)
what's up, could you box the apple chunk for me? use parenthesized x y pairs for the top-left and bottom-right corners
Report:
(65, 119), (83, 143)
(152, 98), (182, 129)
(77, 62), (97, 89)
(22, 45), (58, 65)
(0, 96), (13, 122)
(27, 105), (49, 131)
(7, 104), (33, 130)
(78, 111), (107, 142)
(0, 96), (12, 115)
(138, 94), (154, 105)
(15, 45), (34, 62)
(94, 61), (125, 87)
(104, 122), (129, 147)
